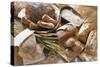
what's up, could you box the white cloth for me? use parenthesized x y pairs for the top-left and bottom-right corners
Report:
(61, 9), (83, 26)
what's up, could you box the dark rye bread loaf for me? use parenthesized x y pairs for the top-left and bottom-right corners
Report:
(25, 3), (56, 23)
(13, 2), (56, 21)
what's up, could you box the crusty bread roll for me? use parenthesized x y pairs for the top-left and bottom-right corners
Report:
(57, 24), (78, 39)
(64, 37), (84, 51)
(77, 22), (96, 43)
(79, 30), (97, 61)
(64, 37), (84, 61)
(86, 30), (97, 47)
(85, 30), (97, 57)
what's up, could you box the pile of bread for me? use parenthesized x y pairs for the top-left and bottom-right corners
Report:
(11, 2), (97, 65)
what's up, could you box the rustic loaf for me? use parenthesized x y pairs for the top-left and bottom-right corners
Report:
(79, 30), (97, 61)
(19, 34), (45, 64)
(77, 22), (96, 43)
(25, 3), (56, 23)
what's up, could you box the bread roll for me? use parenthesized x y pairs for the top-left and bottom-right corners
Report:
(37, 21), (55, 29)
(77, 22), (96, 43)
(57, 24), (78, 39)
(65, 37), (84, 51)
(64, 37), (84, 61)
(79, 30), (97, 61)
